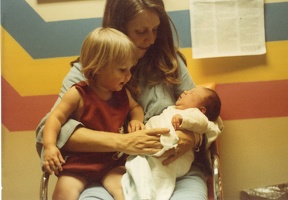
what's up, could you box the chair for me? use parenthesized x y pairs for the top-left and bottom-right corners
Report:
(39, 82), (223, 200)
(39, 141), (222, 200)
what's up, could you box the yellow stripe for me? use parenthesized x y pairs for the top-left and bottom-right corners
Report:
(2, 27), (78, 96)
(181, 41), (288, 85)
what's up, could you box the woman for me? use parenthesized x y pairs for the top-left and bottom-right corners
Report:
(36, 0), (216, 199)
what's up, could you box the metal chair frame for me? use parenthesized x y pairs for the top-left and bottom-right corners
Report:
(212, 151), (223, 200)
(40, 171), (50, 200)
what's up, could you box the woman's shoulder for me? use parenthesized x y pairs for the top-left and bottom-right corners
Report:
(176, 54), (188, 71)
(63, 62), (86, 86)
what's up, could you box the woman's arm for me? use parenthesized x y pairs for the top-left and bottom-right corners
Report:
(37, 63), (167, 159)
(160, 57), (202, 165)
(161, 129), (199, 165)
(62, 126), (169, 155)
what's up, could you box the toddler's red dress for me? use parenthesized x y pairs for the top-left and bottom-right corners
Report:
(59, 81), (129, 183)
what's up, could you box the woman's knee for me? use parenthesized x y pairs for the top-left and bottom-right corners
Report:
(79, 184), (114, 200)
(171, 170), (208, 200)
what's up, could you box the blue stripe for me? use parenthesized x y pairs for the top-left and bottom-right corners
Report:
(168, 11), (192, 48)
(2, 0), (288, 59)
(2, 0), (101, 58)
(264, 2), (288, 41)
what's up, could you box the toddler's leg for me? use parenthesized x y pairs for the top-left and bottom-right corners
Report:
(102, 166), (126, 200)
(53, 172), (88, 200)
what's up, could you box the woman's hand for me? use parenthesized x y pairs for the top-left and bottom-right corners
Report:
(63, 127), (169, 156)
(161, 129), (195, 166)
(120, 128), (170, 155)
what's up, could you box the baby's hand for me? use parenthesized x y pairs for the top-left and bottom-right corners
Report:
(172, 114), (183, 130)
(43, 145), (65, 175)
(128, 120), (145, 133)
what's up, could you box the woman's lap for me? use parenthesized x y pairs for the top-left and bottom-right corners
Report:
(79, 165), (207, 200)
(79, 183), (113, 200)
(171, 165), (207, 200)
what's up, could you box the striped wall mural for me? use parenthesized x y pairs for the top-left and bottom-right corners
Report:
(2, 0), (288, 132)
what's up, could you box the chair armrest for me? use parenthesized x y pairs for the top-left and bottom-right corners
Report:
(40, 171), (50, 200)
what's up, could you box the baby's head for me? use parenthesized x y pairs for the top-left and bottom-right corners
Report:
(175, 86), (221, 121)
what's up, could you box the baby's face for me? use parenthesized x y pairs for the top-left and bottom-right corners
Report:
(175, 86), (208, 110)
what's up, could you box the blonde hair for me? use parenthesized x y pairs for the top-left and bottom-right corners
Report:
(80, 27), (137, 80)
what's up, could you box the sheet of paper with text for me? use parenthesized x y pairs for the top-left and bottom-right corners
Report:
(189, 0), (266, 58)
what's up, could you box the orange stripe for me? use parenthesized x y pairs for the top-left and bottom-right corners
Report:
(216, 79), (288, 120)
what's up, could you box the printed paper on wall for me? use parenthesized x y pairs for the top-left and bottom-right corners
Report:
(190, 0), (266, 58)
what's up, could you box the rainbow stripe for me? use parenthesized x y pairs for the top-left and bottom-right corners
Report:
(2, 0), (288, 131)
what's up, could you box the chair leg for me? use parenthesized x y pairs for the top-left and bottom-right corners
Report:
(40, 171), (50, 200)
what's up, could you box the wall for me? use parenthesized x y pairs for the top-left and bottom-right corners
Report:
(1, 0), (288, 199)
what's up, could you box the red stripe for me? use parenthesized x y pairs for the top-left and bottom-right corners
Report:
(2, 77), (57, 131)
(2, 77), (288, 131)
(216, 80), (288, 120)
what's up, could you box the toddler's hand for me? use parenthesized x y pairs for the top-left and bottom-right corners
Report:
(43, 145), (65, 175)
(128, 120), (145, 133)
(172, 114), (183, 130)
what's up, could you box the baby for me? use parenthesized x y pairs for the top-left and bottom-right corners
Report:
(122, 86), (223, 200)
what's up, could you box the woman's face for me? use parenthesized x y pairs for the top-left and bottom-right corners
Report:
(125, 9), (160, 59)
